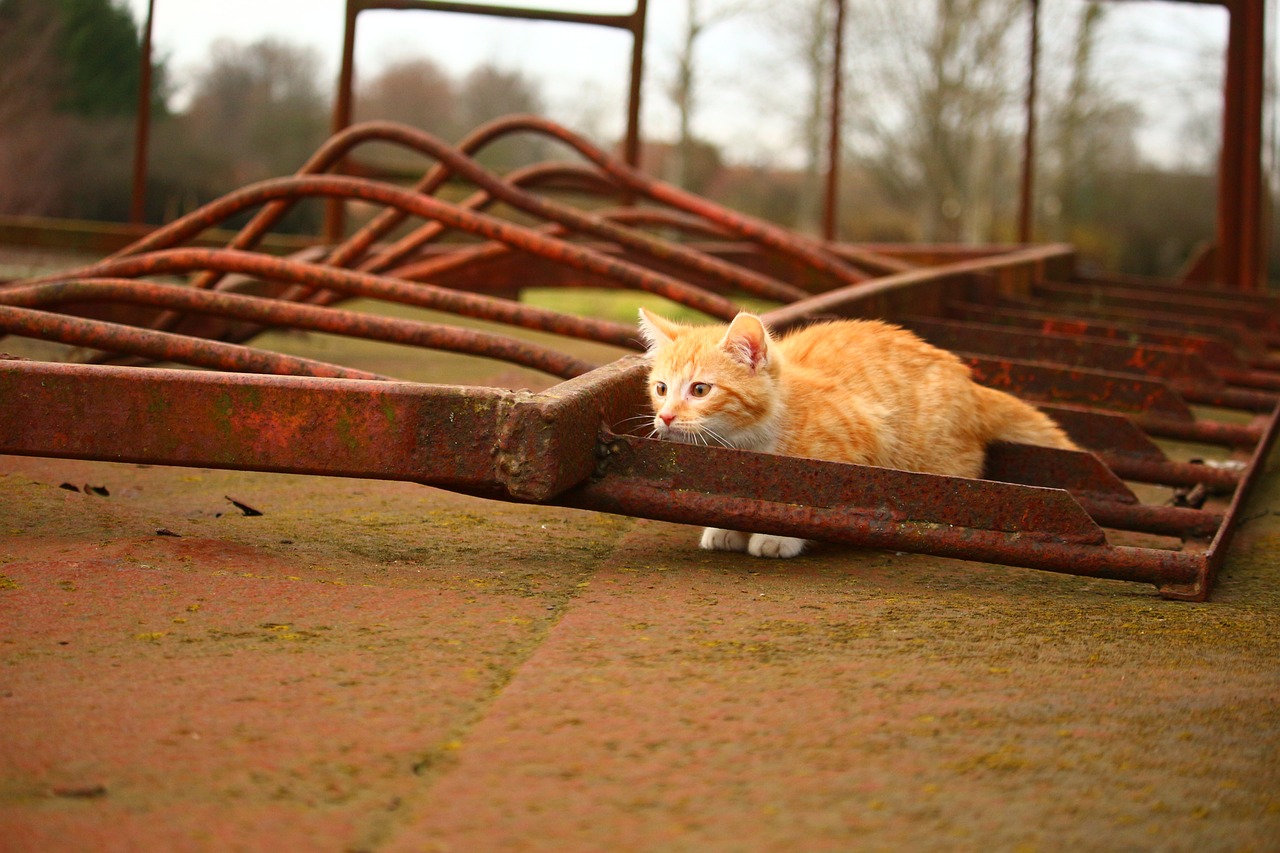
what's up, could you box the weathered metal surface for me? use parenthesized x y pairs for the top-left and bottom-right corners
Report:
(0, 355), (647, 502)
(2, 113), (1277, 602)
(557, 434), (1204, 593)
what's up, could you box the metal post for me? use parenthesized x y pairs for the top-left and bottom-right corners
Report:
(1017, 0), (1039, 245)
(822, 0), (846, 242)
(326, 0), (362, 243)
(1217, 0), (1266, 290)
(129, 0), (156, 225)
(622, 0), (648, 169)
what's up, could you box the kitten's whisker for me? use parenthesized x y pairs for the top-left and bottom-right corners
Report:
(702, 427), (734, 449)
(613, 414), (655, 429)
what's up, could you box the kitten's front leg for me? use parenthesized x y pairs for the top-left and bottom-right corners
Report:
(701, 527), (750, 552)
(747, 534), (807, 559)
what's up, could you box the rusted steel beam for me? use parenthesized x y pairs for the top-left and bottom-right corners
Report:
(1017, 0), (1040, 243)
(11, 249), (640, 351)
(0, 304), (381, 380)
(762, 244), (1076, 331)
(47, 174), (745, 321)
(311, 123), (813, 304)
(945, 301), (1253, 370)
(1036, 405), (1168, 462)
(480, 115), (887, 284)
(0, 278), (599, 380)
(1032, 281), (1276, 330)
(1193, 404), (1280, 599)
(1097, 454), (1243, 491)
(981, 442), (1136, 504)
(963, 356), (1195, 421)
(1080, 272), (1280, 312)
(910, 317), (1277, 413)
(905, 316), (1224, 388)
(951, 300), (1280, 393)
(1217, 0), (1267, 289)
(130, 0), (155, 225)
(980, 444), (1224, 537)
(824, 0), (846, 241)
(1003, 296), (1273, 353)
(0, 356), (648, 502)
(1128, 416), (1263, 450)
(557, 434), (1204, 594)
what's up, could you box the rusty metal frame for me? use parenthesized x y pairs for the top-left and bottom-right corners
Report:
(3, 114), (1277, 601)
(325, 0), (650, 241)
(97, 0), (1270, 286)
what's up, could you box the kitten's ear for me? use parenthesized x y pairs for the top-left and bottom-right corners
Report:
(637, 307), (679, 353)
(719, 312), (771, 371)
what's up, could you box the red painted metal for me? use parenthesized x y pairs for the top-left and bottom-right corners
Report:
(3, 106), (1278, 601)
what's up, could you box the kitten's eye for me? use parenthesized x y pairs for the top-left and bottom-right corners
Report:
(690, 382), (712, 398)
(654, 381), (667, 397)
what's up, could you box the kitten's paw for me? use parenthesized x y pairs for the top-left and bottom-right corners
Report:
(747, 534), (806, 559)
(701, 527), (750, 552)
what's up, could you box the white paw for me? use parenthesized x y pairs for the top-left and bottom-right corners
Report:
(747, 534), (806, 559)
(700, 527), (750, 552)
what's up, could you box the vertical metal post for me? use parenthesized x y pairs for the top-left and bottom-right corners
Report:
(130, 0), (156, 224)
(326, 0), (362, 243)
(1017, 0), (1039, 245)
(1217, 0), (1266, 289)
(822, 0), (846, 242)
(622, 0), (648, 169)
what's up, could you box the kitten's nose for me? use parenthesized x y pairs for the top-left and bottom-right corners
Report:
(659, 412), (675, 426)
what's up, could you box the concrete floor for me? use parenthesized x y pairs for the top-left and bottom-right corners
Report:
(1, 283), (1279, 851)
(2, 433), (1279, 851)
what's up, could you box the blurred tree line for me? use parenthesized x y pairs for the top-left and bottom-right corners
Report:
(0, 0), (164, 221)
(0, 0), (545, 232)
(0, 0), (1264, 280)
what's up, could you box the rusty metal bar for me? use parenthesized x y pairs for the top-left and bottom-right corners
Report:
(129, 0), (155, 225)
(327, 0), (650, 240)
(823, 0), (846, 241)
(8, 249), (639, 349)
(0, 278), (599, 379)
(559, 433), (1204, 594)
(1032, 280), (1276, 330)
(1017, 0), (1040, 244)
(49, 174), (746, 320)
(0, 357), (649, 497)
(0, 304), (382, 380)
(1217, 0), (1267, 289)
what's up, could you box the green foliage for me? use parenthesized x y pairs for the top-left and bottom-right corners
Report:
(52, 0), (145, 116)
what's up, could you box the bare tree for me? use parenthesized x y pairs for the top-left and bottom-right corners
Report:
(666, 0), (753, 188)
(0, 0), (72, 215)
(842, 0), (1027, 242)
(454, 64), (549, 169)
(183, 38), (331, 186)
(356, 57), (457, 134)
(745, 0), (836, 232)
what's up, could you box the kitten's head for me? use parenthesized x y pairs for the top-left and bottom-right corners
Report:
(637, 308), (781, 451)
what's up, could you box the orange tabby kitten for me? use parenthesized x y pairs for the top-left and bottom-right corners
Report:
(638, 308), (1078, 558)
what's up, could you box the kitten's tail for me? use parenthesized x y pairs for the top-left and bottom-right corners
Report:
(973, 385), (1079, 451)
